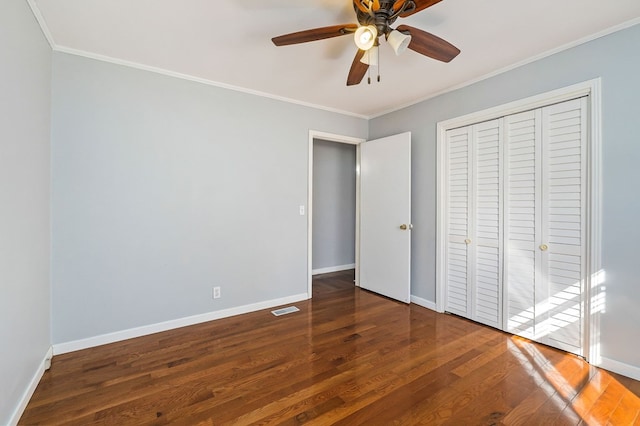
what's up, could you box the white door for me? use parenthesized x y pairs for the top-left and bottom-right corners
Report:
(443, 120), (503, 329)
(504, 109), (541, 340)
(359, 132), (412, 303)
(471, 120), (504, 329)
(504, 97), (587, 356)
(443, 126), (472, 316)
(538, 97), (587, 355)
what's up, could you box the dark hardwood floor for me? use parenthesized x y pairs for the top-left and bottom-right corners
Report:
(21, 270), (640, 425)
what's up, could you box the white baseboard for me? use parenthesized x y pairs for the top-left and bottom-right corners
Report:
(599, 357), (640, 381)
(53, 293), (308, 355)
(411, 295), (437, 311)
(312, 263), (356, 275)
(9, 346), (52, 426)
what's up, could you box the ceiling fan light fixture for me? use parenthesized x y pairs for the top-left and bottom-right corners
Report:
(387, 29), (412, 55)
(359, 45), (379, 66)
(354, 25), (377, 51)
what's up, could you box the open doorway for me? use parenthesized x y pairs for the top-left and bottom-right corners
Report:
(312, 139), (356, 274)
(307, 131), (365, 298)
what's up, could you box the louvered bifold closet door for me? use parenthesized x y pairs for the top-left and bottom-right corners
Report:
(504, 98), (587, 356)
(444, 120), (503, 327)
(539, 97), (587, 356)
(504, 110), (542, 340)
(444, 127), (472, 318)
(472, 120), (503, 328)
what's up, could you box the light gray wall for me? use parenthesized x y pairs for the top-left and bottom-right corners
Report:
(312, 140), (356, 270)
(0, 0), (52, 423)
(51, 53), (367, 344)
(370, 24), (640, 370)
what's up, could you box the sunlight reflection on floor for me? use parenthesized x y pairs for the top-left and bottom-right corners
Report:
(506, 336), (640, 424)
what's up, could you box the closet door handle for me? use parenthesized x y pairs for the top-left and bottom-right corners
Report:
(465, 239), (472, 245)
(539, 244), (549, 251)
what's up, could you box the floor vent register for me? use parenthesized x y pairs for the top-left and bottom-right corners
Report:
(271, 306), (300, 316)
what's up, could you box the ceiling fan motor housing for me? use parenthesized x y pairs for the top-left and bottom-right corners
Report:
(354, 0), (415, 37)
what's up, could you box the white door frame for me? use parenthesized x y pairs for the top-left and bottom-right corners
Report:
(435, 78), (602, 363)
(307, 130), (366, 298)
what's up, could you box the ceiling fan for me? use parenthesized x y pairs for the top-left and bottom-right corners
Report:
(272, 0), (460, 86)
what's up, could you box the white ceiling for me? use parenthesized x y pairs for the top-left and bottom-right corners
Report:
(32, 0), (640, 117)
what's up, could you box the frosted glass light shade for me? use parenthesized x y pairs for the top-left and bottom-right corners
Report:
(354, 25), (377, 51)
(388, 30), (411, 55)
(359, 45), (379, 66)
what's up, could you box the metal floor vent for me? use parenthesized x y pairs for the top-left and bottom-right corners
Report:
(271, 306), (300, 316)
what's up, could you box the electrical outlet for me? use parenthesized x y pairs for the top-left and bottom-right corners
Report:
(213, 287), (221, 299)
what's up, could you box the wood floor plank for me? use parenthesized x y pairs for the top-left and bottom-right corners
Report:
(570, 369), (614, 424)
(608, 391), (640, 425)
(583, 378), (627, 425)
(502, 385), (555, 425)
(331, 350), (479, 425)
(532, 356), (593, 424)
(19, 270), (640, 425)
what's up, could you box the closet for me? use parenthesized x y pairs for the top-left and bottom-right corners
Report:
(441, 96), (588, 356)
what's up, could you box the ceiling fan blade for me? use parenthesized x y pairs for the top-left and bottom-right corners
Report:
(393, 0), (408, 12)
(272, 24), (358, 46)
(396, 25), (460, 62)
(400, 0), (442, 17)
(347, 50), (369, 86)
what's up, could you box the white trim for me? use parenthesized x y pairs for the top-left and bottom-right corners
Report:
(585, 79), (603, 365)
(8, 346), (53, 426)
(26, 0), (55, 48)
(599, 357), (640, 382)
(370, 18), (640, 119)
(312, 264), (356, 275)
(307, 131), (366, 298)
(44, 345), (53, 370)
(52, 294), (307, 355)
(52, 46), (369, 120)
(411, 295), (437, 312)
(355, 145), (361, 287)
(308, 131), (364, 146)
(308, 135), (314, 298)
(438, 80), (598, 131)
(435, 119), (447, 313)
(436, 79), (602, 361)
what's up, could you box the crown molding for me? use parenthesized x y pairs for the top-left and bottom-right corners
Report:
(369, 18), (640, 119)
(26, 0), (54, 48)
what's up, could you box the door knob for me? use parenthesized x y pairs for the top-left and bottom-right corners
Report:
(400, 224), (413, 230)
(540, 244), (549, 251)
(465, 239), (472, 245)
